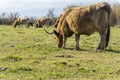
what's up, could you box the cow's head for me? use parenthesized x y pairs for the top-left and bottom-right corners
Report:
(53, 30), (63, 48)
(44, 16), (63, 48)
(44, 29), (63, 48)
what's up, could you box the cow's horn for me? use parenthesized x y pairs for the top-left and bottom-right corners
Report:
(44, 28), (53, 34)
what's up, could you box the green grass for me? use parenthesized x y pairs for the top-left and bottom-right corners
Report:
(0, 25), (120, 80)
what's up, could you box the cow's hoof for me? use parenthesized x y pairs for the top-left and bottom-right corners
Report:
(62, 46), (65, 49)
(75, 48), (80, 51)
(96, 49), (104, 52)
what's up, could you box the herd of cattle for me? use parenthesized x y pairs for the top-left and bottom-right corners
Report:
(13, 2), (112, 51)
(12, 17), (54, 28)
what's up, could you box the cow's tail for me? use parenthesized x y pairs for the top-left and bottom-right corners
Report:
(105, 23), (110, 48)
(105, 10), (111, 48)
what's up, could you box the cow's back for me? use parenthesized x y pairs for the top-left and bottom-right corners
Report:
(65, 2), (112, 35)
(65, 7), (96, 35)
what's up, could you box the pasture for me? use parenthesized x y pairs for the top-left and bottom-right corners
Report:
(0, 25), (120, 80)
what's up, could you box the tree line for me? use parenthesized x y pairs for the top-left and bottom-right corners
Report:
(0, 12), (20, 25)
(0, 8), (57, 26)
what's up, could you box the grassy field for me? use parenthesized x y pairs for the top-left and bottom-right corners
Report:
(0, 25), (120, 80)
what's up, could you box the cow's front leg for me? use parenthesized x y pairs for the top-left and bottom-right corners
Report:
(75, 34), (80, 50)
(62, 35), (67, 49)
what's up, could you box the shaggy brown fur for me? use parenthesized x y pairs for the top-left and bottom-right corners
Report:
(13, 18), (29, 28)
(51, 2), (112, 51)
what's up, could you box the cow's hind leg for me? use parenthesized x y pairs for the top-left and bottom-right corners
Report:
(97, 30), (106, 51)
(75, 34), (80, 50)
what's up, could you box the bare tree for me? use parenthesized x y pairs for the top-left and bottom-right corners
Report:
(7, 12), (20, 25)
(46, 8), (56, 18)
(44, 8), (57, 26)
(0, 12), (7, 18)
(7, 12), (20, 19)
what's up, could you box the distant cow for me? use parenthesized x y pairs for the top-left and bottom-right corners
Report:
(45, 2), (112, 51)
(13, 18), (31, 28)
(35, 18), (53, 28)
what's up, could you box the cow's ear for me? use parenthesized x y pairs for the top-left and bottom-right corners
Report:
(53, 30), (59, 36)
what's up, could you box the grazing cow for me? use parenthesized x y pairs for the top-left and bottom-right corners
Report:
(13, 18), (29, 28)
(35, 18), (53, 28)
(45, 2), (112, 51)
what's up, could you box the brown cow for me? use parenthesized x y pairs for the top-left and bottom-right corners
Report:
(35, 18), (53, 28)
(13, 18), (29, 28)
(45, 2), (112, 51)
